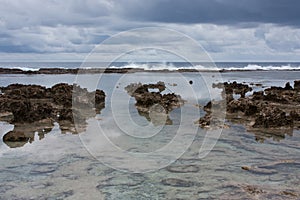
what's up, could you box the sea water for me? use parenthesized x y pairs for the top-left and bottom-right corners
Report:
(0, 69), (300, 199)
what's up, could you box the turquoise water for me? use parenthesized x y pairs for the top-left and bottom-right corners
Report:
(0, 71), (299, 199)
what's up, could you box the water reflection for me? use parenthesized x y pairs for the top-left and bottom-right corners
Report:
(3, 119), (54, 148)
(137, 109), (173, 126)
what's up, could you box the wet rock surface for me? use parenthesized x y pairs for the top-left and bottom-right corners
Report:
(241, 159), (298, 175)
(253, 106), (293, 128)
(0, 83), (105, 147)
(125, 81), (184, 125)
(236, 183), (299, 199)
(198, 80), (300, 141)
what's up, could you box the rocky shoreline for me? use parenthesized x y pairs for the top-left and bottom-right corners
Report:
(0, 67), (135, 74)
(2, 67), (300, 74)
(0, 83), (105, 148)
(1, 80), (300, 147)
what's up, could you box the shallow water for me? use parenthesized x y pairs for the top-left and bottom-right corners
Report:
(0, 71), (299, 199)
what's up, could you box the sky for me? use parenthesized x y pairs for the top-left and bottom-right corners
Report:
(0, 0), (300, 62)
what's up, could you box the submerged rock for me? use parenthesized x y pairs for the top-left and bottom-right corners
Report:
(241, 184), (265, 195)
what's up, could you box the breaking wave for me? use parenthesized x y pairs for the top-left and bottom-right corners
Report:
(109, 63), (300, 71)
(1, 63), (300, 72)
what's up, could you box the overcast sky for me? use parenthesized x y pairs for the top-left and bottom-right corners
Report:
(1, 0), (300, 62)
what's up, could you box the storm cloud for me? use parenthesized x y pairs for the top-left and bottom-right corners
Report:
(119, 0), (300, 27)
(0, 0), (300, 61)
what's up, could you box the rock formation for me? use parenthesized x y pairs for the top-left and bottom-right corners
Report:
(125, 81), (184, 125)
(0, 83), (105, 147)
(198, 80), (300, 141)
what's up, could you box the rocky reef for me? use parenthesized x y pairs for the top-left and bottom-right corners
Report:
(125, 81), (184, 126)
(0, 83), (105, 148)
(198, 80), (300, 142)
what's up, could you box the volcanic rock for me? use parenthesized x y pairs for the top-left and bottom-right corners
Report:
(125, 82), (184, 125)
(199, 80), (300, 141)
(253, 107), (293, 128)
(0, 83), (106, 147)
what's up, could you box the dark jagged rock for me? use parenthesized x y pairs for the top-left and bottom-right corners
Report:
(203, 101), (212, 112)
(125, 82), (184, 125)
(241, 185), (264, 195)
(290, 110), (300, 121)
(253, 107), (293, 128)
(251, 91), (264, 100)
(263, 91), (289, 103)
(0, 83), (106, 147)
(199, 80), (300, 142)
(213, 81), (252, 102)
(0, 84), (47, 99)
(227, 98), (261, 116)
(50, 83), (73, 107)
(11, 101), (53, 123)
(294, 80), (300, 91)
(198, 113), (211, 128)
(0, 83), (105, 123)
(284, 82), (293, 90)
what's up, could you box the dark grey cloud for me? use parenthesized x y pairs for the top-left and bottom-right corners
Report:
(0, 0), (299, 61)
(0, 44), (36, 53)
(119, 0), (300, 27)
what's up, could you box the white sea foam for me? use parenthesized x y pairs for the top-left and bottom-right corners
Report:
(3, 63), (300, 72)
(11, 67), (40, 71)
(226, 64), (300, 71)
(109, 63), (300, 71)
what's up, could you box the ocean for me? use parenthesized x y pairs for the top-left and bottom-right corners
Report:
(0, 62), (300, 199)
(1, 61), (300, 71)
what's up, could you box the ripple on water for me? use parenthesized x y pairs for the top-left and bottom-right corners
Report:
(29, 163), (58, 175)
(165, 164), (200, 173)
(161, 178), (195, 187)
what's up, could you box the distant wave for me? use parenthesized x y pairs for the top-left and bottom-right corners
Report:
(224, 64), (300, 71)
(109, 63), (300, 71)
(11, 67), (40, 71)
(109, 63), (182, 71)
(2, 63), (300, 72)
